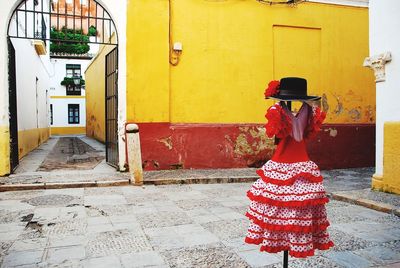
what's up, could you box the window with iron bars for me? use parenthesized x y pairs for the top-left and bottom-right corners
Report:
(34, 15), (47, 47)
(50, 104), (53, 125)
(68, 104), (80, 124)
(66, 64), (82, 95)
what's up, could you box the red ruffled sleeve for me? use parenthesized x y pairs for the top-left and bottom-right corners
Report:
(265, 103), (292, 139)
(305, 106), (326, 139)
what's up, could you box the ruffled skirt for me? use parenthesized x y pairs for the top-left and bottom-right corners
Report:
(245, 160), (334, 258)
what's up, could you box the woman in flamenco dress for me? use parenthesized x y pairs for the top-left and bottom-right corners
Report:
(245, 77), (334, 258)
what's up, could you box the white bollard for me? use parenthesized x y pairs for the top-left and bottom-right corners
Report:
(125, 123), (143, 186)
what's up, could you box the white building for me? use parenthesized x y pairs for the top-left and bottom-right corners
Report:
(366, 0), (400, 194)
(4, 0), (52, 172)
(49, 57), (91, 135)
(48, 13), (100, 136)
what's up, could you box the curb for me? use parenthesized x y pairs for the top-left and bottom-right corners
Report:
(0, 179), (131, 192)
(330, 192), (400, 217)
(144, 176), (259, 185)
(0, 175), (259, 191)
(1, 177), (398, 217)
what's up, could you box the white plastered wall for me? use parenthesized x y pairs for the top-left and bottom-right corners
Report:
(1, 0), (52, 129)
(11, 38), (51, 131)
(50, 58), (90, 97)
(51, 98), (86, 128)
(368, 0), (400, 176)
(49, 58), (89, 128)
(0, 1), (26, 131)
(5, 0), (52, 140)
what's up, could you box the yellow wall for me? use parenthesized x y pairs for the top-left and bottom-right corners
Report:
(18, 127), (50, 159)
(85, 43), (116, 143)
(372, 122), (400, 194)
(0, 126), (10, 176)
(0, 126), (50, 176)
(51, 127), (86, 135)
(126, 0), (170, 122)
(126, 1), (374, 124)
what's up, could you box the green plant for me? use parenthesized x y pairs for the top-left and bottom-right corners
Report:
(50, 27), (90, 54)
(88, 25), (97, 37)
(60, 76), (85, 87)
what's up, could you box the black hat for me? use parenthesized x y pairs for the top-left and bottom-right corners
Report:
(269, 77), (320, 101)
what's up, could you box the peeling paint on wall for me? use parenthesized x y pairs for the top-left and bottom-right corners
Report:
(231, 126), (275, 156)
(333, 94), (344, 115)
(137, 123), (375, 170)
(322, 93), (329, 113)
(324, 127), (338, 137)
(143, 160), (160, 169)
(158, 136), (173, 150)
(347, 89), (364, 102)
(232, 133), (253, 156)
(223, 126), (276, 167)
(365, 105), (375, 122)
(348, 107), (362, 121)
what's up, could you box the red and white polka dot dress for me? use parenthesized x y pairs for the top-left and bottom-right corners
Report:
(245, 102), (334, 258)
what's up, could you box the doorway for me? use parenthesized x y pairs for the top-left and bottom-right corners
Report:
(105, 47), (118, 167)
(7, 38), (19, 172)
(7, 0), (120, 173)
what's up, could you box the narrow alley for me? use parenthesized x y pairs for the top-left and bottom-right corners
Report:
(1, 135), (128, 187)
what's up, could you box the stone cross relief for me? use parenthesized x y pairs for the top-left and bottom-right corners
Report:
(363, 52), (392, 83)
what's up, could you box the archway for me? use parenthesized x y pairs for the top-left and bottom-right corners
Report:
(6, 0), (120, 172)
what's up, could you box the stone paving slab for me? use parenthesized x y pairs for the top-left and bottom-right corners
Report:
(0, 184), (399, 267)
(120, 251), (167, 267)
(331, 188), (400, 215)
(2, 136), (399, 224)
(82, 255), (122, 268)
(237, 249), (281, 267)
(1, 249), (44, 267)
(354, 246), (400, 266)
(2, 135), (398, 221)
(324, 251), (374, 268)
(0, 153), (386, 215)
(161, 243), (249, 268)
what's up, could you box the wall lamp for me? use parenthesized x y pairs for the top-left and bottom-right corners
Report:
(170, 42), (183, 66)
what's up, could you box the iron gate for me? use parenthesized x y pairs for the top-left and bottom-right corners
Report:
(8, 0), (118, 46)
(8, 38), (19, 172)
(105, 47), (118, 167)
(7, 0), (120, 171)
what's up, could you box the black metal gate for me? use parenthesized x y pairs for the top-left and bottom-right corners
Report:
(105, 47), (118, 167)
(8, 38), (19, 172)
(6, 0), (120, 171)
(8, 0), (118, 46)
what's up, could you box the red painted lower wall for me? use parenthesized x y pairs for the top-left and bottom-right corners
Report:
(134, 123), (375, 170)
(307, 124), (375, 169)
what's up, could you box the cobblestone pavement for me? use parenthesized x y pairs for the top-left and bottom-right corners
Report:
(322, 168), (374, 192)
(37, 137), (104, 171)
(2, 136), (399, 246)
(0, 184), (399, 268)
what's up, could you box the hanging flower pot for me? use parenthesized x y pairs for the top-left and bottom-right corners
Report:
(60, 76), (85, 87)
